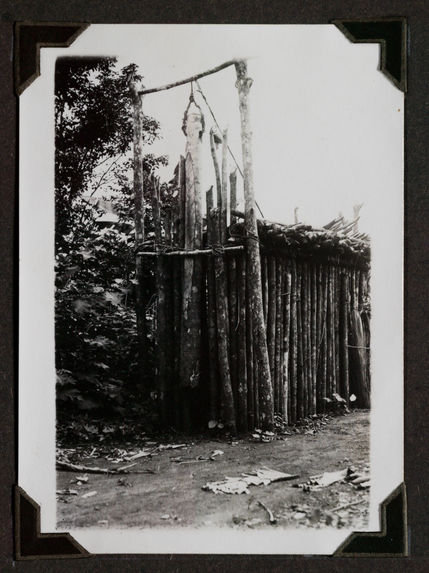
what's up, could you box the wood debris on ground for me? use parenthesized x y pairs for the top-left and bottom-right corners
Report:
(296, 466), (371, 492)
(70, 475), (89, 484)
(56, 460), (154, 475)
(171, 449), (224, 464)
(81, 490), (97, 499)
(257, 500), (277, 524)
(57, 442), (191, 468)
(251, 429), (276, 442)
(202, 467), (299, 494)
(296, 468), (350, 491)
(56, 489), (78, 496)
(347, 469), (370, 489)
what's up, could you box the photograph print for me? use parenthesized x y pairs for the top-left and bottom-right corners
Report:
(19, 24), (404, 555)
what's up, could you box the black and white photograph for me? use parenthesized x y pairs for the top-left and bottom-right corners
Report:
(18, 24), (403, 555)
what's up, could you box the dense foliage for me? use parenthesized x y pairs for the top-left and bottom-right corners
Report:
(55, 57), (166, 431)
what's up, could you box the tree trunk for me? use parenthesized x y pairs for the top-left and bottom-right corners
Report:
(235, 60), (274, 430)
(129, 80), (147, 391)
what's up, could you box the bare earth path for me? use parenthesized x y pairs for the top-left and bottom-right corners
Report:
(57, 410), (370, 530)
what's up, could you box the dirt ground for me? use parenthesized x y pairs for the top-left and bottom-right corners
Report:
(57, 410), (370, 531)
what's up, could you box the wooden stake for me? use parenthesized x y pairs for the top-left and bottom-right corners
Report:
(178, 155), (186, 248)
(340, 270), (350, 402)
(296, 263), (304, 420)
(311, 263), (317, 414)
(212, 209), (236, 432)
(334, 266), (340, 395)
(237, 252), (248, 431)
(316, 263), (323, 412)
(302, 263), (309, 418)
(210, 128), (222, 213)
(275, 257), (283, 413)
(246, 267), (255, 429)
(262, 255), (269, 321)
(230, 169), (238, 227)
(151, 177), (169, 423)
(267, 255), (277, 384)
(290, 258), (298, 423)
(221, 128), (228, 244)
(282, 263), (292, 422)
(206, 191), (219, 422)
(172, 256), (182, 428)
(227, 254), (238, 410)
(321, 266), (328, 410)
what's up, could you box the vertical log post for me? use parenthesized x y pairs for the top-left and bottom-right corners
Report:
(227, 255), (238, 410)
(282, 264), (292, 421)
(212, 209), (236, 432)
(340, 270), (350, 402)
(128, 76), (146, 390)
(235, 59), (274, 430)
(230, 169), (238, 227)
(237, 253), (248, 431)
(179, 98), (205, 429)
(151, 177), (168, 423)
(210, 128), (222, 213)
(221, 129), (229, 244)
(321, 265), (329, 410)
(311, 263), (317, 414)
(206, 188), (219, 423)
(267, 255), (277, 384)
(178, 155), (186, 248)
(297, 265), (305, 420)
(275, 258), (283, 413)
(290, 258), (298, 423)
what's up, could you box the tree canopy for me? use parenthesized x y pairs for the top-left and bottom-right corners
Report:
(55, 56), (165, 436)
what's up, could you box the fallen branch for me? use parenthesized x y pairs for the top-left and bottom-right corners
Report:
(332, 499), (366, 513)
(56, 460), (154, 475)
(257, 500), (277, 524)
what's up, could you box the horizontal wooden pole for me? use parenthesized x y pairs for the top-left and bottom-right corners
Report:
(139, 60), (239, 95)
(137, 245), (244, 257)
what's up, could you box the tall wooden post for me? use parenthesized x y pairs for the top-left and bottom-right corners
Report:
(230, 169), (238, 226)
(179, 97), (205, 427)
(220, 129), (228, 244)
(235, 60), (274, 429)
(129, 77), (146, 388)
